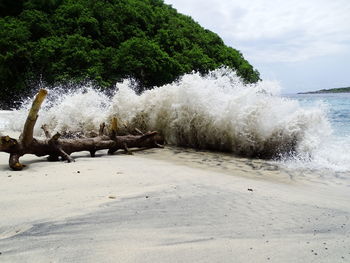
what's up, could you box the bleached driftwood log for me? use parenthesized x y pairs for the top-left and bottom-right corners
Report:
(0, 89), (163, 170)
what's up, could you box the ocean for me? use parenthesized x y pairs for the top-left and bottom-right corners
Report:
(283, 93), (350, 172)
(0, 68), (349, 174)
(287, 93), (350, 137)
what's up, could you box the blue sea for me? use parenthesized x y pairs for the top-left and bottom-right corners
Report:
(281, 93), (350, 172)
(286, 93), (350, 137)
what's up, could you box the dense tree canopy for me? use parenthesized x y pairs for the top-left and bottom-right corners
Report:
(0, 0), (260, 106)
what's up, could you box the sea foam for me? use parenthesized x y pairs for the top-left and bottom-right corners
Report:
(5, 68), (342, 169)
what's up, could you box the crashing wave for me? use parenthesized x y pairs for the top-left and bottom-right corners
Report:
(8, 68), (331, 159)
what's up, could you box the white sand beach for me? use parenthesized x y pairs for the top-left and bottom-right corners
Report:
(0, 81), (349, 262)
(1, 140), (349, 263)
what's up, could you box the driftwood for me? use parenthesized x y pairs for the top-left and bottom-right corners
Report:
(0, 89), (163, 171)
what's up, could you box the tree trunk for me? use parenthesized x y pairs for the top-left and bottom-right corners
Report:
(0, 89), (163, 171)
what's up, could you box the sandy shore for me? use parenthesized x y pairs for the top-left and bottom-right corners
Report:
(1, 134), (350, 262)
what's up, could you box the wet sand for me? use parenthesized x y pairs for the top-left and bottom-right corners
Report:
(0, 141), (350, 262)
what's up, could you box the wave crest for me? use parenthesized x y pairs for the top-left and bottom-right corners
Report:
(9, 68), (331, 159)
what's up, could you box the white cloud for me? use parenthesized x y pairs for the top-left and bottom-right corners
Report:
(165, 0), (350, 63)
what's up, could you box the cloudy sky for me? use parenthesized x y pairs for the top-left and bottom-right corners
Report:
(164, 0), (350, 93)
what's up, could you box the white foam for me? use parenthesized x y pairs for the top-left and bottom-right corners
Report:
(5, 68), (348, 171)
(0, 111), (11, 135)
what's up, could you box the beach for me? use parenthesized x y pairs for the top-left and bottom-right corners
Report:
(0, 0), (349, 261)
(1, 78), (350, 262)
(1, 142), (349, 262)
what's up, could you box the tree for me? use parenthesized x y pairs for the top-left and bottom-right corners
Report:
(116, 37), (181, 87)
(0, 0), (260, 107)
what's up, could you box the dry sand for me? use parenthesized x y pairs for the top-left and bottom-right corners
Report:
(0, 135), (350, 262)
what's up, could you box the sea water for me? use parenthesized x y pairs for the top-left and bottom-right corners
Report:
(0, 68), (349, 173)
(0, 111), (10, 131)
(282, 93), (350, 172)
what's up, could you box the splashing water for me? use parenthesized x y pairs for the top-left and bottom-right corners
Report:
(4, 68), (348, 171)
(281, 94), (350, 173)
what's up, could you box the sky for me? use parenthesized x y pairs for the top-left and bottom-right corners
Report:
(164, 0), (350, 93)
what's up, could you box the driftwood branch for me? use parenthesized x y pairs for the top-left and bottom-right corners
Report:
(41, 124), (52, 138)
(20, 89), (47, 147)
(109, 117), (118, 138)
(0, 90), (164, 170)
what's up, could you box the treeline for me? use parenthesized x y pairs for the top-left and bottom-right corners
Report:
(299, 87), (350, 94)
(0, 0), (260, 106)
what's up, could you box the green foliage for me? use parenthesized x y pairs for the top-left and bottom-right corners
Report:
(116, 37), (182, 87)
(0, 0), (24, 17)
(0, 17), (31, 101)
(0, 0), (260, 106)
(300, 87), (350, 94)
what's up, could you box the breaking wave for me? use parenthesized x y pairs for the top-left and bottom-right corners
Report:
(6, 68), (338, 168)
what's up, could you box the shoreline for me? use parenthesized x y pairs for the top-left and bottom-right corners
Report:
(1, 144), (350, 262)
